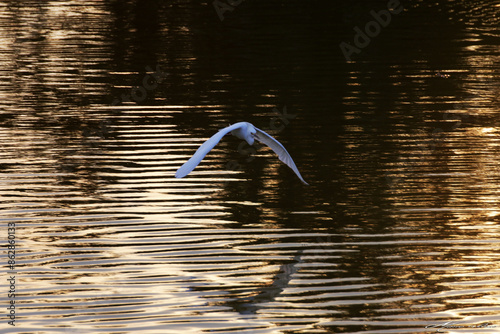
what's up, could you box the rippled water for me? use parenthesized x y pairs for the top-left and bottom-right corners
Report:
(1, 1), (500, 333)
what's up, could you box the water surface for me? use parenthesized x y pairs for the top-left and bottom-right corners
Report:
(1, 1), (500, 333)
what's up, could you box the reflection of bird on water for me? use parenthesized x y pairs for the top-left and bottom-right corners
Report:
(175, 122), (308, 185)
(232, 249), (304, 315)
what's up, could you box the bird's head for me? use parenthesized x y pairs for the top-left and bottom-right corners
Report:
(246, 123), (257, 145)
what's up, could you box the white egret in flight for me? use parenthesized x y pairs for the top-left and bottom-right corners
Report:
(175, 122), (308, 185)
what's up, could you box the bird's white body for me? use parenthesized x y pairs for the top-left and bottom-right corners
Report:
(230, 122), (256, 146)
(175, 122), (308, 185)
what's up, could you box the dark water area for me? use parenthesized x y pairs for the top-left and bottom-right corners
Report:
(1, 1), (500, 333)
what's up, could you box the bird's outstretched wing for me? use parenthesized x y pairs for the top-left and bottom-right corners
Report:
(254, 127), (309, 185)
(175, 123), (245, 178)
